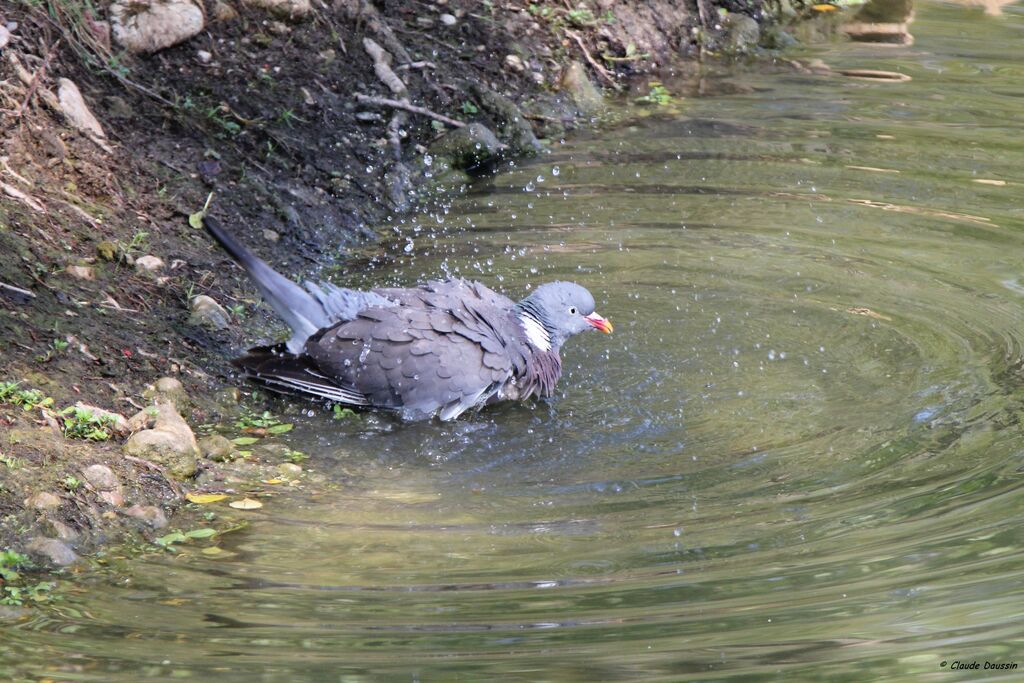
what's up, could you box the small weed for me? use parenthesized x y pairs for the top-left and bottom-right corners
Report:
(332, 405), (356, 421)
(227, 303), (246, 319)
(235, 410), (280, 431)
(460, 100), (479, 115)
(566, 7), (595, 27)
(59, 406), (117, 441)
(62, 476), (82, 492)
(284, 448), (308, 464)
(0, 550), (29, 582)
(0, 382), (55, 412)
(635, 82), (673, 106)
(0, 453), (19, 470)
(1, 582), (57, 607)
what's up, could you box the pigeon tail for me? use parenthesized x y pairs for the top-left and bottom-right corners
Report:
(233, 346), (369, 405)
(204, 216), (392, 353)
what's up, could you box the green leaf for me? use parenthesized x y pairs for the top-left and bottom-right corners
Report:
(266, 423), (293, 435)
(188, 211), (205, 229)
(184, 528), (217, 539)
(232, 436), (260, 446)
(155, 531), (187, 547)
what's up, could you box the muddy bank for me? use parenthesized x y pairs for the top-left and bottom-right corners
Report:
(0, 0), (829, 574)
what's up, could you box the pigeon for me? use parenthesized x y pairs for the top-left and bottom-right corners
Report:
(204, 216), (613, 421)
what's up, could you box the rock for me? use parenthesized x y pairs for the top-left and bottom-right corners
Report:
(25, 492), (62, 511)
(25, 537), (78, 566)
(110, 0), (205, 54)
(66, 265), (95, 280)
(504, 54), (526, 73)
(143, 377), (189, 412)
(440, 13), (457, 26)
(429, 123), (505, 170)
(125, 504), (168, 529)
(127, 406), (159, 433)
(82, 464), (120, 491)
(188, 295), (230, 330)
(42, 519), (79, 542)
(211, 1), (239, 21)
(96, 240), (118, 261)
(196, 49), (212, 64)
(760, 26), (797, 50)
(319, 48), (336, 63)
(243, 0), (311, 21)
(123, 401), (199, 479)
(134, 254), (165, 274)
(198, 434), (237, 462)
(277, 462), (303, 477)
(99, 490), (126, 507)
(268, 20), (290, 35)
(74, 403), (130, 436)
(262, 229), (280, 243)
(57, 79), (106, 140)
(0, 25), (10, 50)
(723, 14), (761, 52)
(559, 61), (604, 116)
(469, 84), (541, 155)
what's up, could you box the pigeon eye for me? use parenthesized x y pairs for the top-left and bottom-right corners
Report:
(569, 307), (577, 315)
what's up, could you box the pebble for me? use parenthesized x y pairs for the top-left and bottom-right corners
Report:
(125, 504), (169, 529)
(189, 294), (230, 330)
(25, 537), (79, 566)
(82, 464), (120, 491)
(277, 462), (303, 477)
(439, 13), (456, 26)
(504, 54), (526, 73)
(198, 434), (237, 462)
(25, 492), (62, 511)
(196, 49), (212, 63)
(134, 254), (165, 274)
(0, 25), (10, 50)
(43, 519), (79, 542)
(66, 265), (95, 280)
(262, 229), (280, 243)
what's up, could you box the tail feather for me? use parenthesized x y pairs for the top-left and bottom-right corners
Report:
(233, 346), (369, 405)
(205, 216), (327, 352)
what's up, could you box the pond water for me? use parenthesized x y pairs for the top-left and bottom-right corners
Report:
(4, 3), (1024, 680)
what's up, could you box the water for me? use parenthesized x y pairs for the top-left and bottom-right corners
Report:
(5, 4), (1024, 680)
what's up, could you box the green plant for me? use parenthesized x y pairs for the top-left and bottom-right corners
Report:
(0, 550), (29, 583)
(59, 406), (116, 441)
(333, 405), (356, 420)
(227, 303), (246, 319)
(566, 7), (595, 26)
(284, 448), (308, 464)
(235, 410), (280, 430)
(2, 581), (57, 606)
(0, 453), (19, 469)
(461, 100), (479, 115)
(0, 382), (55, 411)
(635, 82), (673, 106)
(62, 476), (82, 491)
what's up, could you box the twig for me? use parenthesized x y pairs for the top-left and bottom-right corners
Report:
(16, 39), (61, 117)
(363, 37), (406, 97)
(565, 30), (619, 90)
(396, 61), (437, 71)
(355, 94), (466, 128)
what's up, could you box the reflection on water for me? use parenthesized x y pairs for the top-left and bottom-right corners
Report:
(3, 3), (1024, 681)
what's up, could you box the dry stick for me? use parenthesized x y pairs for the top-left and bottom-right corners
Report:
(565, 30), (619, 90)
(354, 94), (466, 128)
(16, 39), (61, 117)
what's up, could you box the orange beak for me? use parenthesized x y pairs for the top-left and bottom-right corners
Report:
(584, 312), (613, 334)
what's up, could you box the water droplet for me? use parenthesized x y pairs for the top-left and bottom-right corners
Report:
(552, 166), (560, 176)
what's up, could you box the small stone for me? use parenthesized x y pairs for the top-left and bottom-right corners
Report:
(504, 54), (526, 73)
(43, 519), (79, 542)
(188, 294), (231, 330)
(110, 0), (205, 54)
(57, 79), (106, 140)
(196, 49), (212, 64)
(277, 462), (303, 477)
(559, 61), (604, 116)
(0, 25), (10, 50)
(212, 1), (239, 21)
(96, 240), (118, 261)
(134, 254), (165, 274)
(198, 434), (237, 462)
(268, 20), (290, 35)
(125, 504), (168, 528)
(123, 402), (199, 479)
(66, 265), (95, 280)
(439, 13), (456, 26)
(416, 16), (435, 28)
(25, 492), (62, 511)
(723, 13), (761, 52)
(25, 537), (78, 566)
(243, 0), (311, 20)
(319, 48), (336, 63)
(144, 377), (189, 412)
(82, 464), (119, 491)
(100, 489), (126, 507)
(300, 87), (315, 106)
(262, 229), (280, 243)
(429, 123), (505, 170)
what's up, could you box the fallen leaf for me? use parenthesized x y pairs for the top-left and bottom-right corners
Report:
(185, 528), (218, 539)
(201, 546), (226, 556)
(232, 436), (260, 446)
(229, 498), (263, 510)
(186, 492), (228, 504)
(266, 423), (294, 435)
(811, 3), (838, 10)
(973, 179), (1007, 186)
(188, 211), (205, 229)
(155, 531), (187, 547)
(262, 479), (284, 485)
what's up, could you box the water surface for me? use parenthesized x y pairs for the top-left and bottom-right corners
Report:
(4, 3), (1024, 680)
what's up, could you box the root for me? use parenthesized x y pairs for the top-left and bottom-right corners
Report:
(354, 94), (465, 128)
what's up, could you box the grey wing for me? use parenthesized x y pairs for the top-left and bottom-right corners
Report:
(305, 301), (514, 420)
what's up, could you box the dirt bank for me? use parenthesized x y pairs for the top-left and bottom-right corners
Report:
(0, 0), (813, 575)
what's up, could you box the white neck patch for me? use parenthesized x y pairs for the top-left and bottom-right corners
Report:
(519, 312), (551, 352)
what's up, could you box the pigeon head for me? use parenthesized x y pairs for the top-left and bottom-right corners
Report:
(515, 281), (613, 351)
